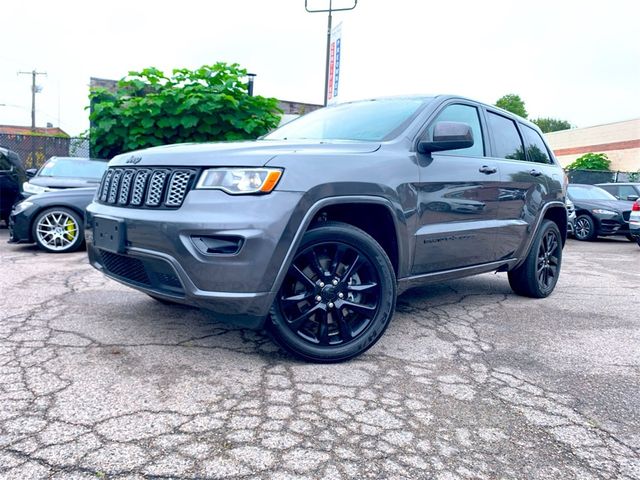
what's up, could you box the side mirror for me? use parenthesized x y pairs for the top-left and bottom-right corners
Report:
(627, 195), (639, 202)
(418, 121), (474, 154)
(26, 168), (38, 177)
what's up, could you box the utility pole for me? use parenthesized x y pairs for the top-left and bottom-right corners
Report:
(18, 70), (47, 130)
(305, 0), (357, 106)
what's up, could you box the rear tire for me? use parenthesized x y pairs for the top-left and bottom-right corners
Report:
(574, 214), (596, 241)
(268, 221), (396, 363)
(508, 219), (562, 298)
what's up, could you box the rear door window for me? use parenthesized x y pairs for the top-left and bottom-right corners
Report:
(0, 154), (12, 172)
(486, 112), (526, 160)
(522, 125), (552, 164)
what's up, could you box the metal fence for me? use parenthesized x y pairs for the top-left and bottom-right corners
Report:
(0, 134), (90, 170)
(566, 169), (639, 185)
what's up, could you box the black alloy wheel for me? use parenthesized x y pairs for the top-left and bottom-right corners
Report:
(574, 214), (595, 241)
(536, 228), (561, 292)
(269, 222), (396, 362)
(508, 219), (563, 298)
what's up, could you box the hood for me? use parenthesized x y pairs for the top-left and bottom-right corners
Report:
(29, 185), (97, 202)
(30, 177), (102, 189)
(109, 139), (381, 168)
(571, 198), (634, 212)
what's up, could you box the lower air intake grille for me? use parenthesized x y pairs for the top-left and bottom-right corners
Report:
(100, 250), (151, 286)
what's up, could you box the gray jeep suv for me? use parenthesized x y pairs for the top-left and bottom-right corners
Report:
(86, 95), (567, 362)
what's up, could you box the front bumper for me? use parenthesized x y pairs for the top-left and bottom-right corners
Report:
(86, 189), (304, 328)
(594, 212), (630, 236)
(7, 207), (34, 244)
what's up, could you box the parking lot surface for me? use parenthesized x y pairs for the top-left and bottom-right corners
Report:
(1, 229), (639, 479)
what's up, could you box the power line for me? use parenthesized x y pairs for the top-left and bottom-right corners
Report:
(17, 69), (47, 130)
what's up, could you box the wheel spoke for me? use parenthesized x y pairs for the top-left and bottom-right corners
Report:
(291, 264), (316, 289)
(338, 300), (377, 317)
(347, 282), (378, 293)
(333, 308), (353, 341)
(307, 250), (326, 278)
(317, 316), (330, 344)
(281, 291), (314, 304)
(330, 245), (347, 275)
(288, 304), (322, 331)
(341, 254), (363, 282)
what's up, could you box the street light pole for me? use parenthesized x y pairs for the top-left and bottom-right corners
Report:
(305, 0), (357, 106)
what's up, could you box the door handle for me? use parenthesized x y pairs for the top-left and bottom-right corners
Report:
(479, 165), (497, 175)
(529, 169), (542, 177)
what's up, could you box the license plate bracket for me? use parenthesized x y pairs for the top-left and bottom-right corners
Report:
(93, 216), (126, 253)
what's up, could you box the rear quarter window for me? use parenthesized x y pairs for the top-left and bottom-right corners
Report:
(522, 125), (552, 164)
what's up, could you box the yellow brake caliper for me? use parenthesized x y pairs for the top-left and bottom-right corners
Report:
(64, 218), (76, 241)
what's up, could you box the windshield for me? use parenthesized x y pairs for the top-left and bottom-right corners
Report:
(38, 158), (107, 179)
(265, 97), (431, 142)
(568, 185), (617, 201)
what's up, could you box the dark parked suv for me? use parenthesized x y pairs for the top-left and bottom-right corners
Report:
(86, 95), (567, 362)
(0, 147), (27, 226)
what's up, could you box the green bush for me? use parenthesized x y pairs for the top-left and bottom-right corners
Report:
(565, 153), (611, 171)
(89, 63), (282, 159)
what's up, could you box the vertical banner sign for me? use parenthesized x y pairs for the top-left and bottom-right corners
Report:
(327, 22), (342, 104)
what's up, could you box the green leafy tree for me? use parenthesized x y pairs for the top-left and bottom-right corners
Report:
(495, 94), (528, 119)
(532, 117), (572, 133)
(566, 153), (611, 171)
(89, 63), (282, 159)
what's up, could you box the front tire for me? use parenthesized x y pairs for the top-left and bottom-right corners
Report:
(268, 222), (396, 363)
(32, 207), (84, 253)
(508, 219), (563, 298)
(574, 214), (596, 241)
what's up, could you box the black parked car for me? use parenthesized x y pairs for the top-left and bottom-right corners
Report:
(567, 184), (633, 241)
(0, 147), (27, 226)
(86, 95), (567, 362)
(596, 182), (640, 202)
(9, 187), (96, 253)
(22, 156), (107, 197)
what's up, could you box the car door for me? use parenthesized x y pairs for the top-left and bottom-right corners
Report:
(412, 102), (500, 274)
(486, 111), (559, 261)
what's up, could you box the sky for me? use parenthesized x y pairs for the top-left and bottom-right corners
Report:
(0, 0), (638, 136)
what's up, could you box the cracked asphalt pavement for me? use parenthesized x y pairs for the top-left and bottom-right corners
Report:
(1, 228), (639, 479)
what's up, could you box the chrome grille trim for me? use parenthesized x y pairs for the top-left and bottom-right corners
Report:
(96, 167), (196, 209)
(146, 170), (168, 206)
(107, 169), (123, 204)
(130, 169), (150, 206)
(166, 171), (193, 207)
(117, 169), (135, 205)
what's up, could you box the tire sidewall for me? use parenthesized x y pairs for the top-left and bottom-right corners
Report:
(32, 207), (84, 253)
(269, 223), (396, 362)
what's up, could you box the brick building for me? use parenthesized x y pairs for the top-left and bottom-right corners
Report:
(545, 118), (640, 172)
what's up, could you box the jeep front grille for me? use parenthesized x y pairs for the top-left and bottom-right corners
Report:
(98, 167), (197, 209)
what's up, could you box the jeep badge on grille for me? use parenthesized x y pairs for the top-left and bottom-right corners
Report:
(126, 155), (142, 165)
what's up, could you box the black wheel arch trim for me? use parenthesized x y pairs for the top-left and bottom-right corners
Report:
(511, 200), (567, 270)
(268, 195), (409, 298)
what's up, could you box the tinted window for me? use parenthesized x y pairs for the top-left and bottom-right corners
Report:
(38, 158), (107, 179)
(568, 185), (617, 201)
(522, 125), (551, 164)
(265, 97), (431, 142)
(428, 104), (484, 156)
(487, 112), (525, 160)
(0, 154), (11, 172)
(618, 185), (638, 199)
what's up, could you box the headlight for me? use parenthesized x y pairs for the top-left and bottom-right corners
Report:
(592, 209), (616, 215)
(12, 201), (34, 215)
(23, 182), (47, 195)
(195, 168), (283, 194)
